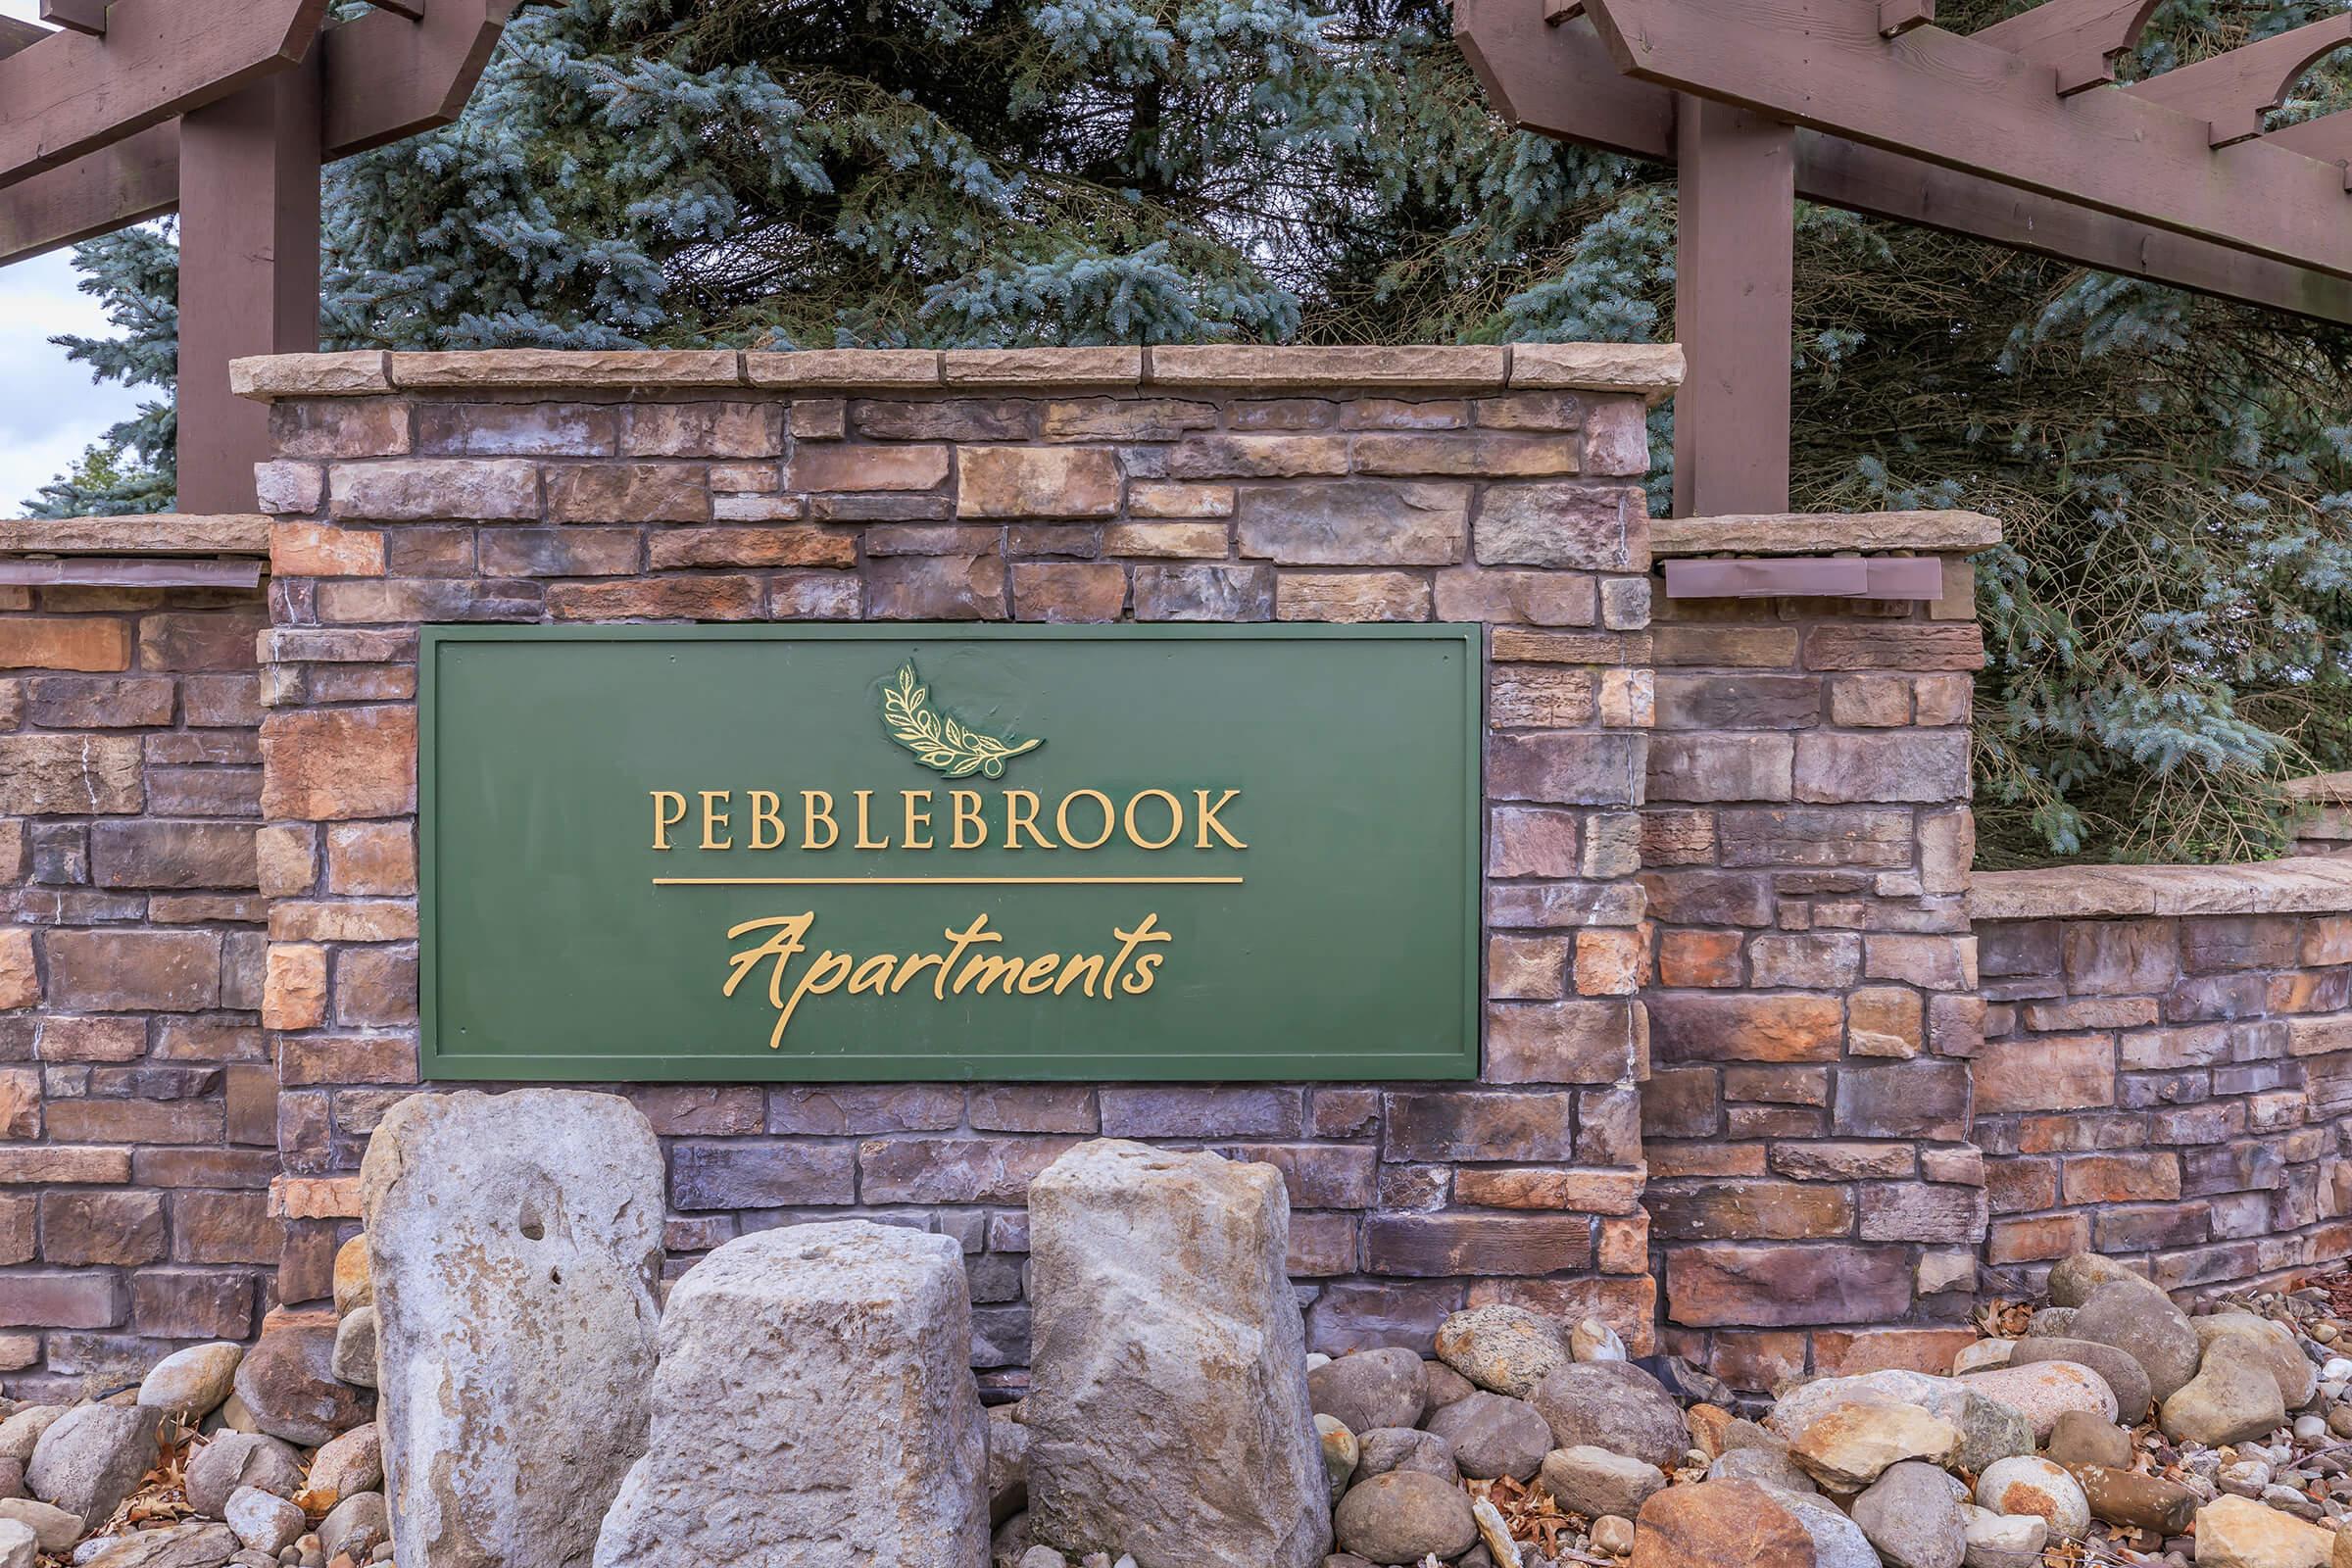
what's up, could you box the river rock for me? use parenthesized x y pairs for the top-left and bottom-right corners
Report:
(1024, 1141), (1328, 1568)
(26, 1405), (162, 1532)
(1974, 1457), (2088, 1543)
(224, 1488), (306, 1555)
(1629, 1479), (1877, 1568)
(1424, 1393), (1547, 1481)
(1309, 1348), (1427, 1435)
(78, 1522), (240, 1568)
(0, 1498), (80, 1553)
(2159, 1344), (2287, 1446)
(1423, 1362), (1475, 1414)
(330, 1306), (377, 1389)
(2195, 1494), (2332, 1568)
(1957, 1359), (2117, 1439)
(2070, 1280), (2200, 1401)
(0, 1519), (28, 1568)
(1790, 1401), (1961, 1490)
(183, 1433), (304, 1518)
(2197, 1313), (2320, 1410)
(1951, 1341), (2012, 1375)
(320, 1492), (388, 1560)
(2041, 1409), (2132, 1470)
(1958, 1505), (2043, 1568)
(2071, 1464), (2196, 1534)
(1539, 1446), (1667, 1520)
(1528, 1362), (1688, 1471)
(2046, 1253), (2158, 1308)
(1769, 1370), (2030, 1473)
(1708, 1444), (1817, 1493)
(307, 1425), (382, 1504)
(0, 1410), (61, 1465)
(1318, 1416), (1358, 1501)
(1851, 1461), (1965, 1568)
(231, 1322), (370, 1446)
(333, 1236), (372, 1316)
(1354, 1429), (1455, 1482)
(2025, 1306), (2078, 1338)
(1332, 1473), (1476, 1565)
(136, 1345), (243, 1418)
(2000, 1337), (2149, 1424)
(593, 1222), (987, 1568)
(362, 1088), (664, 1568)
(1435, 1306), (1570, 1399)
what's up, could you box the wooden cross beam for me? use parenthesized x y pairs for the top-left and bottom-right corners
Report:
(1968, 0), (2165, 95)
(2124, 14), (2352, 146)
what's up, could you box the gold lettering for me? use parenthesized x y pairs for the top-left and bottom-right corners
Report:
(849, 955), (897, 994)
(699, 790), (732, 851)
(854, 790), (889, 851)
(1126, 951), (1165, 995)
(1054, 954), (1104, 998)
(892, 952), (946, 996)
(1103, 913), (1171, 1001)
(749, 791), (786, 851)
(1055, 789), (1115, 851)
(956, 953), (1024, 996)
(951, 790), (986, 850)
(1123, 789), (1183, 851)
(803, 791), (839, 851)
(1018, 955), (1062, 995)
(1004, 791), (1056, 850)
(650, 791), (687, 851)
(902, 790), (935, 851)
(937, 914), (1002, 1000)
(1195, 789), (1247, 850)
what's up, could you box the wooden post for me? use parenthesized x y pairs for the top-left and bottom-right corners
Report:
(1672, 94), (1794, 517)
(174, 50), (320, 514)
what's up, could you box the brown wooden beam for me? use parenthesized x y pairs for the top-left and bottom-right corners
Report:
(0, 18), (47, 58)
(1578, 0), (2352, 278)
(39, 0), (107, 35)
(0, 123), (177, 264)
(175, 51), (321, 514)
(0, 0), (328, 189)
(1453, 0), (2352, 325)
(1674, 96), (1794, 516)
(2125, 15), (2352, 146)
(1880, 1), (1935, 38)
(1968, 0), (2165, 95)
(2263, 110), (2352, 190)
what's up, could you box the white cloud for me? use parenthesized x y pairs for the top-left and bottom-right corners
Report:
(0, 1), (153, 514)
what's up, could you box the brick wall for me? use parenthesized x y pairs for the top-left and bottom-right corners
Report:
(1638, 514), (1990, 1388)
(0, 535), (282, 1400)
(237, 343), (1675, 1386)
(1972, 860), (2352, 1301)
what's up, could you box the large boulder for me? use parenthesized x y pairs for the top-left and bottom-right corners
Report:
(1308, 1349), (1427, 1435)
(1788, 1401), (1960, 1491)
(25, 1404), (162, 1531)
(1024, 1141), (1329, 1568)
(2069, 1280), (2200, 1402)
(362, 1088), (665, 1568)
(2158, 1344), (2286, 1447)
(1434, 1305), (1571, 1398)
(1629, 1479), (1877, 1568)
(1768, 1369), (2030, 1474)
(594, 1222), (988, 1568)
(2195, 1313), (2319, 1410)
(1528, 1361), (1688, 1471)
(232, 1318), (371, 1446)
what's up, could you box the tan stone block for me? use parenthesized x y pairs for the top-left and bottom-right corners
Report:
(647, 527), (855, 569)
(330, 459), (539, 521)
(956, 446), (1122, 518)
(264, 943), (328, 1031)
(1274, 571), (1431, 623)
(1597, 1214), (1648, 1274)
(0, 929), (34, 1010)
(1454, 1166), (1643, 1214)
(37, 1015), (144, 1062)
(787, 403), (848, 441)
(327, 822), (416, 897)
(1582, 811), (1642, 878)
(1913, 673), (1974, 726)
(941, 347), (1143, 386)
(1794, 731), (1970, 804)
(1574, 927), (1647, 997)
(866, 552), (1008, 620)
(1828, 674), (1910, 727)
(1103, 521), (1229, 558)
(0, 617), (130, 673)
(1919, 809), (1973, 896)
(0, 734), (142, 813)
(1167, 434), (1350, 479)
(1507, 343), (1686, 400)
(1657, 929), (1742, 988)
(1127, 482), (1235, 519)
(548, 576), (762, 621)
(46, 928), (220, 1012)
(1864, 934), (1976, 990)
(1040, 399), (1216, 440)
(1601, 576), (1649, 631)
(710, 462), (782, 491)
(1009, 563), (1127, 623)
(1494, 628), (1638, 663)
(1149, 344), (1505, 390)
(769, 575), (862, 620)
(1651, 625), (1799, 667)
(260, 707), (416, 820)
(1475, 482), (1643, 570)
(744, 349), (942, 388)
(1235, 481), (1468, 565)
(1353, 431), (1578, 477)
(270, 522), (385, 577)
(1489, 934), (1569, 1000)
(865, 524), (1003, 557)
(273, 400), (412, 460)
(1804, 623), (1984, 672)
(232, 350), (395, 397)
(1432, 567), (1596, 627)
(546, 463), (710, 523)
(1130, 564), (1274, 621)
(789, 443), (952, 493)
(621, 402), (783, 459)
(1474, 392), (1587, 432)
(1646, 994), (1844, 1062)
(389, 349), (743, 388)
(1489, 665), (1597, 728)
(255, 824), (318, 899)
(1849, 987), (1924, 1058)
(1975, 1034), (2114, 1112)
(1345, 399), (1467, 430)
(1484, 999), (1642, 1084)
(254, 461), (326, 514)
(1597, 667), (1651, 728)
(268, 901), (418, 943)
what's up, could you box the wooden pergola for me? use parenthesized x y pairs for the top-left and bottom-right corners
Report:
(0, 0), (516, 512)
(1455, 0), (2352, 517)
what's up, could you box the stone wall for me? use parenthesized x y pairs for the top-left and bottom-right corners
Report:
(237, 343), (1676, 1386)
(1971, 859), (2352, 1302)
(0, 521), (280, 1397)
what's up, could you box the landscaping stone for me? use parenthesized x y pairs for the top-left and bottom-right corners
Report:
(0, 1519), (28, 1568)
(987, 1408), (1029, 1528)
(2194, 1494), (2332, 1568)
(2070, 1280), (2201, 1402)
(2197, 1312), (2321, 1410)
(307, 1425), (383, 1504)
(1353, 1429), (1456, 1483)
(224, 1487), (306, 1555)
(1768, 1370), (2030, 1473)
(1528, 1362), (1688, 1471)
(1318, 1416), (1357, 1501)
(1422, 1392), (1547, 1481)
(183, 1433), (304, 1518)
(136, 1345), (243, 1418)
(593, 1222), (987, 1568)
(1308, 1348), (1428, 1435)
(0, 1499), (79, 1554)
(230, 1322), (370, 1446)
(26, 1404), (162, 1532)
(1331, 1473), (1476, 1566)
(2045, 1254), (2154, 1308)
(76, 1522), (240, 1568)
(1999, 1338), (2150, 1424)
(330, 1306), (377, 1389)
(362, 1088), (665, 1568)
(0, 1410), (62, 1465)
(2070, 1465), (2195, 1534)
(1788, 1400), (1961, 1490)
(1422, 1363), (1476, 1415)
(319, 1492), (389, 1559)
(1956, 1359), (2116, 1440)
(1024, 1141), (1328, 1568)
(1973, 1457), (2088, 1543)
(1434, 1306), (1570, 1398)
(1538, 1446), (1667, 1520)
(2159, 1344), (2287, 1446)
(1850, 1460), (1966, 1568)
(2040, 1409), (2132, 1470)
(1957, 1506), (2043, 1568)
(1628, 1479), (1876, 1568)
(333, 1237), (372, 1316)
(1707, 1445), (1817, 1493)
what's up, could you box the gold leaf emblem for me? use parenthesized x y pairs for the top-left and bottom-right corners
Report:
(880, 662), (1042, 779)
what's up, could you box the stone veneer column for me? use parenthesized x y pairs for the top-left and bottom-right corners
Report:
(236, 341), (1677, 1373)
(1639, 512), (1993, 1390)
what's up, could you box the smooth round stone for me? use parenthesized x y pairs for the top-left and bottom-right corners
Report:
(1423, 1392), (1549, 1482)
(137, 1344), (245, 1418)
(1951, 1341), (2013, 1375)
(1975, 1457), (2089, 1543)
(1959, 1361), (2117, 1441)
(2002, 1337), (2151, 1425)
(1352, 1428), (1455, 1483)
(1309, 1348), (1429, 1436)
(1333, 1472), (1477, 1565)
(1317, 1415), (1357, 1502)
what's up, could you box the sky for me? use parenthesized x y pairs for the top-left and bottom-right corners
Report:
(0, 0), (149, 515)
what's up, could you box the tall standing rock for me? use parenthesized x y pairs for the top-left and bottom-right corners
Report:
(1025, 1140), (1331, 1568)
(593, 1222), (989, 1568)
(360, 1089), (664, 1568)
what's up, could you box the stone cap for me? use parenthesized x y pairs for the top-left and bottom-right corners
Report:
(1650, 511), (2003, 558)
(2287, 770), (2352, 805)
(1970, 856), (2352, 920)
(0, 514), (270, 556)
(229, 342), (1689, 404)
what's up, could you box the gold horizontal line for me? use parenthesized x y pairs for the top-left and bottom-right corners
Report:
(653, 876), (1245, 887)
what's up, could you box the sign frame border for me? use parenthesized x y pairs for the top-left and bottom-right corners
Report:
(416, 620), (1487, 1084)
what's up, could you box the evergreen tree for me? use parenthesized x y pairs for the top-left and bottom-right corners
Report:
(28, 0), (2352, 862)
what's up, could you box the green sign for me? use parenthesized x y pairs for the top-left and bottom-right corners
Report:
(418, 624), (1482, 1082)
